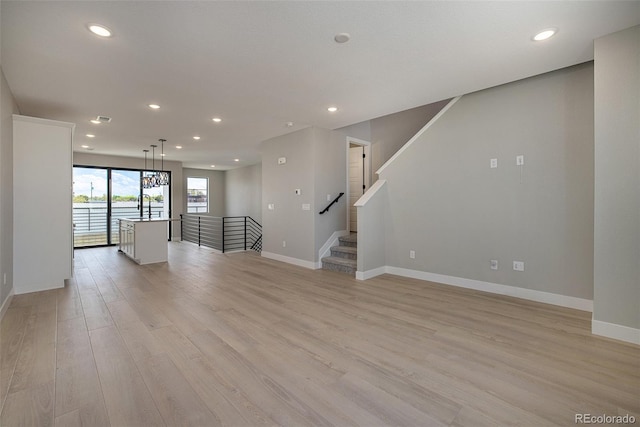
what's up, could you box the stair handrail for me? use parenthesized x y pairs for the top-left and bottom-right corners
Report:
(319, 192), (344, 215)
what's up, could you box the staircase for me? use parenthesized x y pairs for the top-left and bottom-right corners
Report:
(322, 234), (357, 274)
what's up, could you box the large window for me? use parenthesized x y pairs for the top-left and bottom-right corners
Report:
(187, 177), (208, 213)
(73, 166), (171, 248)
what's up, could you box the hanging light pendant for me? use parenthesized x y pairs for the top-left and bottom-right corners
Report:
(141, 149), (154, 189)
(157, 139), (170, 185)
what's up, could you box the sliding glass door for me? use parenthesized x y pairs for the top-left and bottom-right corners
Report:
(73, 166), (171, 248)
(73, 167), (109, 247)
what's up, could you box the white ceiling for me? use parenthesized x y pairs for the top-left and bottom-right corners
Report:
(2, 1), (638, 170)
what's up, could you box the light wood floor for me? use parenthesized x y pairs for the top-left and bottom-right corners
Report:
(1, 242), (638, 426)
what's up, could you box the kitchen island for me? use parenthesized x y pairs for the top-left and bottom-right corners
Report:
(118, 218), (169, 264)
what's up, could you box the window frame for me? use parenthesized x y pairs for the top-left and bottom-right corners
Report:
(186, 176), (209, 214)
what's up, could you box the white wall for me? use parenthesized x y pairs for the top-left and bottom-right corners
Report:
(74, 152), (183, 238)
(593, 25), (640, 343)
(0, 67), (19, 312)
(377, 63), (594, 303)
(225, 163), (262, 222)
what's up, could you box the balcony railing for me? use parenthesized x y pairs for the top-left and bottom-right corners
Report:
(73, 204), (165, 247)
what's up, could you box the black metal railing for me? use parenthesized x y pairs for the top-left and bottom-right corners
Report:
(73, 205), (165, 247)
(180, 214), (262, 253)
(319, 192), (344, 214)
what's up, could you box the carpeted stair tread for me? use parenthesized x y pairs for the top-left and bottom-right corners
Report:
(338, 234), (358, 248)
(321, 256), (357, 274)
(330, 245), (357, 259)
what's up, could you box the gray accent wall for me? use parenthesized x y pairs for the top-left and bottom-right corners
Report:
(338, 101), (450, 173)
(1, 67), (19, 309)
(262, 127), (346, 263)
(225, 163), (262, 223)
(262, 127), (316, 262)
(378, 63), (595, 300)
(593, 26), (640, 331)
(183, 168), (225, 217)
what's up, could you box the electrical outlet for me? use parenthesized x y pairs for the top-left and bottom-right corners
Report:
(516, 155), (524, 166)
(282, 241), (286, 248)
(409, 250), (415, 259)
(327, 194), (331, 201)
(302, 204), (310, 211)
(490, 260), (498, 270)
(513, 261), (525, 271)
(490, 158), (498, 168)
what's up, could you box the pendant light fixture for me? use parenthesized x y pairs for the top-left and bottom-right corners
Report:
(141, 140), (170, 188)
(141, 149), (153, 189)
(157, 139), (170, 185)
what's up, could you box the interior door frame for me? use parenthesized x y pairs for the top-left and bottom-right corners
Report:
(345, 137), (372, 233)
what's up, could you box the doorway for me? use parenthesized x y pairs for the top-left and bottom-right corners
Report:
(346, 137), (371, 233)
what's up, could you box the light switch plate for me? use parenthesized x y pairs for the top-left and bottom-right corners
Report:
(278, 157), (286, 165)
(302, 204), (311, 211)
(490, 158), (498, 168)
(268, 203), (275, 210)
(516, 155), (524, 166)
(295, 189), (301, 195)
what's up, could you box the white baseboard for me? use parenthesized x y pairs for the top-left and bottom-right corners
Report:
(318, 230), (349, 262)
(0, 287), (15, 321)
(361, 266), (593, 312)
(261, 251), (318, 270)
(592, 318), (640, 345)
(356, 266), (386, 280)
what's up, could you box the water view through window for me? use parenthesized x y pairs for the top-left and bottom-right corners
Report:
(73, 166), (170, 248)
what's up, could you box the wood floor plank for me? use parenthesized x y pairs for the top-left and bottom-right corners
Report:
(0, 306), (31, 410)
(8, 308), (56, 394)
(79, 294), (113, 331)
(2, 243), (639, 426)
(1, 381), (54, 427)
(189, 329), (330, 426)
(89, 326), (165, 427)
(54, 357), (108, 423)
(136, 353), (220, 426)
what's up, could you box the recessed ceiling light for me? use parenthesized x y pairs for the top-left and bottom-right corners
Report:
(212, 117), (222, 123)
(334, 33), (351, 44)
(327, 106), (338, 113)
(88, 24), (112, 38)
(234, 159), (239, 162)
(90, 119), (101, 124)
(81, 145), (90, 149)
(286, 122), (294, 128)
(193, 136), (200, 140)
(210, 165), (216, 168)
(86, 134), (95, 138)
(533, 28), (557, 41)
(176, 145), (182, 149)
(148, 104), (160, 109)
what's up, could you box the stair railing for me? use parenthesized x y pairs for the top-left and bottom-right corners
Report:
(180, 214), (261, 253)
(319, 192), (345, 214)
